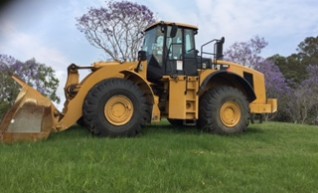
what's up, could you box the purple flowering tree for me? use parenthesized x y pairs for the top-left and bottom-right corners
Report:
(256, 60), (291, 98)
(0, 55), (19, 104)
(0, 54), (60, 120)
(224, 36), (268, 68)
(10, 58), (60, 102)
(257, 59), (293, 121)
(77, 1), (156, 62)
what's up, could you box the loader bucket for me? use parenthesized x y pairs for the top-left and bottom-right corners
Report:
(0, 76), (61, 144)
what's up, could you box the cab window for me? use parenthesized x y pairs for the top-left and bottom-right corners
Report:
(167, 28), (183, 60)
(185, 29), (195, 54)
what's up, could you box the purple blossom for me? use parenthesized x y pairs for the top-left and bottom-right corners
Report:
(224, 36), (267, 68)
(256, 59), (292, 97)
(76, 1), (156, 61)
(0, 54), (60, 104)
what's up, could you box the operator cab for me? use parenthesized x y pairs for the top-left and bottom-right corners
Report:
(142, 22), (199, 83)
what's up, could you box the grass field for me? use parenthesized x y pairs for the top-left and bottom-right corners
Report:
(1, 121), (318, 193)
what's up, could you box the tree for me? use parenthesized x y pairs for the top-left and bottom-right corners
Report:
(77, 1), (156, 62)
(271, 36), (318, 84)
(12, 58), (60, 103)
(0, 54), (60, 120)
(0, 55), (19, 120)
(286, 65), (318, 124)
(258, 59), (293, 121)
(257, 59), (291, 98)
(224, 36), (268, 68)
(270, 54), (307, 84)
(297, 36), (318, 65)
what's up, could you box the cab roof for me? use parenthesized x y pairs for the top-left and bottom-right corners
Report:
(144, 21), (198, 32)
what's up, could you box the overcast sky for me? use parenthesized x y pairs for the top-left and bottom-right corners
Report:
(0, 0), (317, 107)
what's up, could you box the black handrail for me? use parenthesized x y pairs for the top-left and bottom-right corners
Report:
(200, 37), (225, 66)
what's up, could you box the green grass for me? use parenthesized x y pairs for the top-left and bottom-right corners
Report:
(1, 121), (318, 193)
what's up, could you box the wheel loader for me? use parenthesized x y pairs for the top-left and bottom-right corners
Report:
(0, 21), (277, 143)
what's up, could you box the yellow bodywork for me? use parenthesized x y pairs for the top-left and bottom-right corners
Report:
(165, 76), (199, 120)
(220, 101), (242, 128)
(0, 59), (277, 143)
(104, 95), (134, 126)
(166, 60), (277, 120)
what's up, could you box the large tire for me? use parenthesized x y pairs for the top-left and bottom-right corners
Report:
(199, 87), (249, 134)
(83, 79), (148, 137)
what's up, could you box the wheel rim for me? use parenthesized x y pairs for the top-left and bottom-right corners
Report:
(220, 101), (241, 128)
(104, 95), (134, 126)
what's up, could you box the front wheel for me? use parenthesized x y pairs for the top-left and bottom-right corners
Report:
(199, 87), (249, 134)
(83, 79), (148, 137)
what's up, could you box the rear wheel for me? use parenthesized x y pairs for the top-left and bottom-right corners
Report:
(83, 79), (148, 137)
(199, 87), (249, 134)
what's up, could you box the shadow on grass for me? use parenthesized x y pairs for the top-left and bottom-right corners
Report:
(246, 125), (265, 134)
(146, 122), (198, 132)
(49, 125), (91, 141)
(48, 122), (265, 142)
(145, 121), (265, 137)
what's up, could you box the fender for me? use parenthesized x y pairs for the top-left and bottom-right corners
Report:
(121, 70), (155, 104)
(56, 63), (137, 131)
(199, 71), (256, 102)
(121, 70), (161, 122)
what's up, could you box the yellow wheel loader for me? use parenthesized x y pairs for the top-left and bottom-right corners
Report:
(0, 21), (277, 143)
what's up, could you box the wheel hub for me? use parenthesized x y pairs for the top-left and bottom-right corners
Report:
(220, 101), (241, 128)
(104, 95), (134, 126)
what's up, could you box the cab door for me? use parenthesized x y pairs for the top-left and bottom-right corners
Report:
(165, 28), (198, 76)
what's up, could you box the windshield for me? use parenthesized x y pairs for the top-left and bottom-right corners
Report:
(142, 27), (165, 65)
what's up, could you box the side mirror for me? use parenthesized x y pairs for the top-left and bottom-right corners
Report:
(170, 24), (178, 38)
(135, 51), (147, 72)
(138, 50), (147, 61)
(216, 37), (225, 60)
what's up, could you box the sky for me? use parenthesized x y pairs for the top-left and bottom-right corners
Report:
(0, 0), (317, 108)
